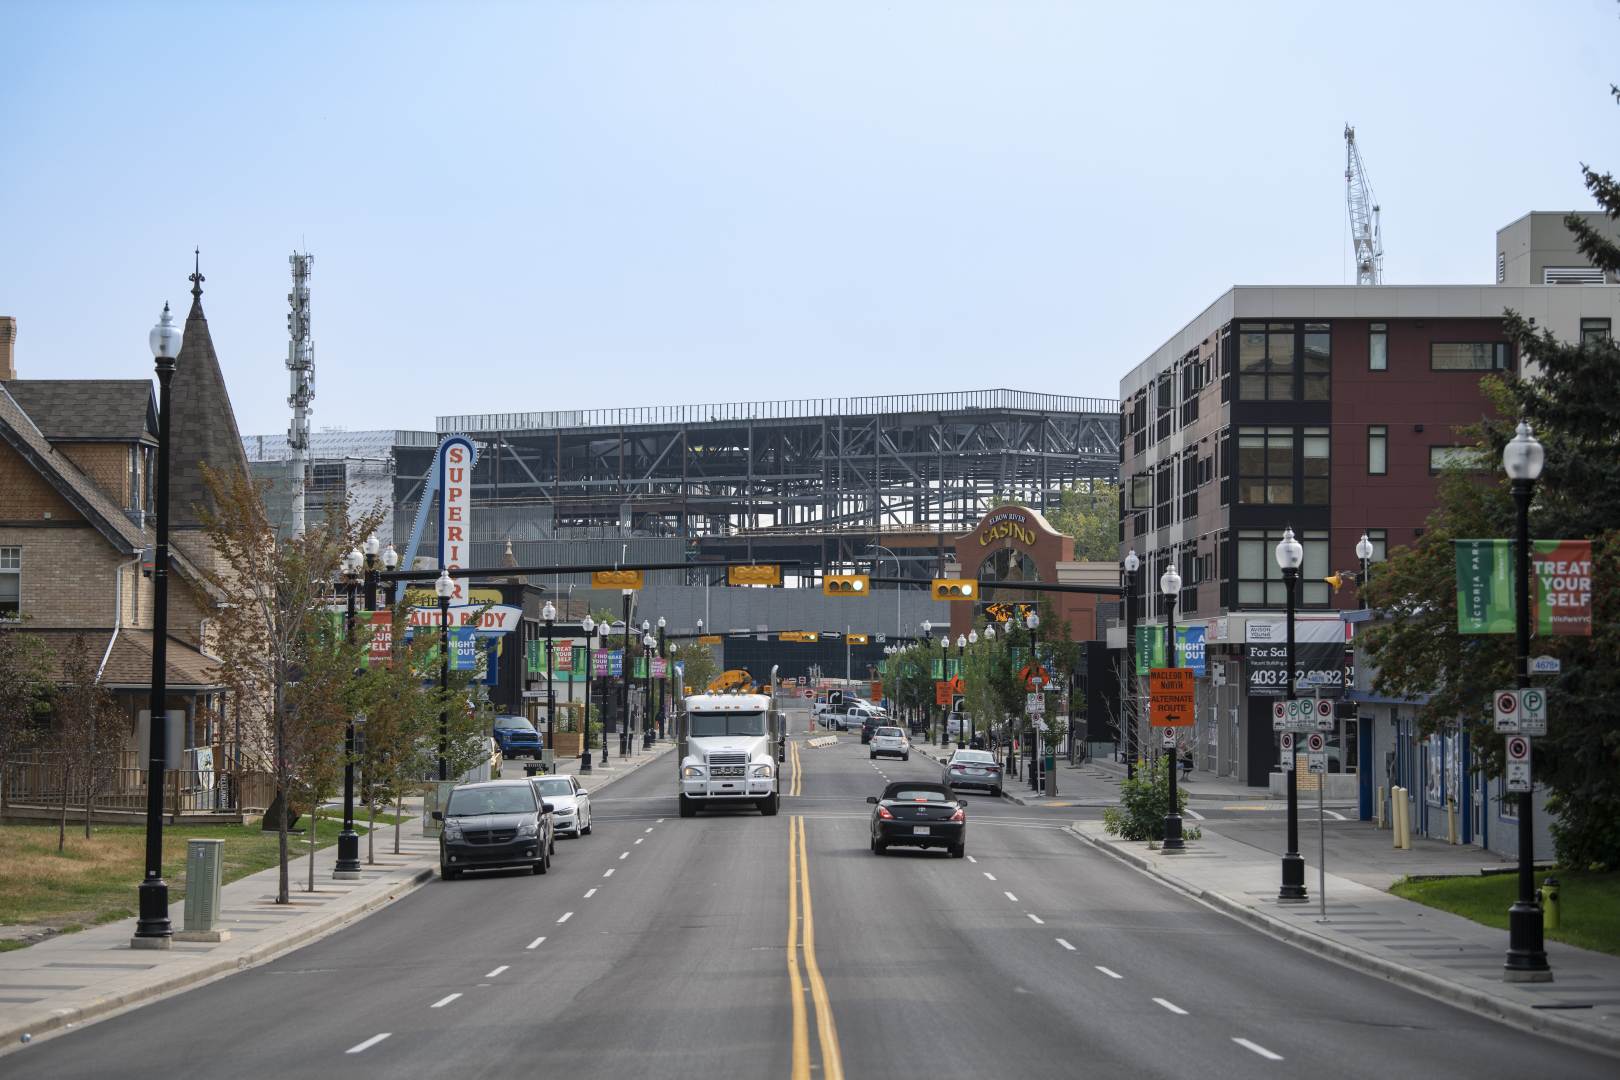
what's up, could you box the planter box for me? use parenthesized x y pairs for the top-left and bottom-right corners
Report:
(551, 732), (585, 758)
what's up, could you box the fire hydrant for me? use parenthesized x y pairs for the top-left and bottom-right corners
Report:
(1540, 876), (1561, 931)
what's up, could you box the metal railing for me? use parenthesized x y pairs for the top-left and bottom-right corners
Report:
(439, 389), (1120, 434)
(2, 754), (258, 817)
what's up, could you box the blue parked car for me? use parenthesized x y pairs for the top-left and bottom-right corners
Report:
(492, 715), (541, 759)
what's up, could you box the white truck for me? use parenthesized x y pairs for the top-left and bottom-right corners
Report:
(677, 691), (782, 817)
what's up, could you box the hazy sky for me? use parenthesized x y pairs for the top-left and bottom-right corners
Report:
(4, 1), (1617, 438)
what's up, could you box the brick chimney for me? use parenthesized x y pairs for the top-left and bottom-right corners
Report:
(0, 317), (15, 380)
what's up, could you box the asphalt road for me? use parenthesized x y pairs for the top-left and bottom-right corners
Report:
(15, 732), (1617, 1079)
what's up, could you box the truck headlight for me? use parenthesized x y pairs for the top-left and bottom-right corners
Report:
(682, 765), (706, 779)
(751, 764), (774, 779)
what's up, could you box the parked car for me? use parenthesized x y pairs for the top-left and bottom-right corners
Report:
(942, 748), (1003, 796)
(870, 725), (910, 761)
(530, 773), (593, 836)
(491, 714), (542, 759)
(436, 779), (553, 880)
(867, 781), (966, 857)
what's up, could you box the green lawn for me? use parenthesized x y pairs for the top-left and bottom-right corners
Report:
(0, 809), (410, 947)
(1391, 871), (1620, 957)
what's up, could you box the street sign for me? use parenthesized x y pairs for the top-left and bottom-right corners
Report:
(1518, 688), (1548, 737)
(1506, 735), (1532, 793)
(1026, 692), (1046, 716)
(1272, 697), (1331, 732)
(1279, 731), (1295, 770)
(1149, 667), (1196, 727)
(1162, 728), (1178, 749)
(801, 689), (814, 699)
(1530, 656), (1561, 675)
(1492, 689), (1519, 734)
(1308, 752), (1327, 774)
(1306, 731), (1326, 753)
(1314, 698), (1334, 730)
(698, 634), (723, 645)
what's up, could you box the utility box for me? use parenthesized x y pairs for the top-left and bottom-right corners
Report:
(175, 838), (229, 942)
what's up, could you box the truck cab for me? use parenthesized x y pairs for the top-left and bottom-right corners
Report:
(677, 692), (780, 817)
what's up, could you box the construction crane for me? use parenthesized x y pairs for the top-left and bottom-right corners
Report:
(1344, 125), (1383, 285)
(286, 252), (315, 535)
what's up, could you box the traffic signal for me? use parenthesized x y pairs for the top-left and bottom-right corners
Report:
(591, 569), (644, 590)
(823, 574), (869, 597)
(931, 578), (976, 601)
(728, 564), (782, 587)
(847, 633), (869, 645)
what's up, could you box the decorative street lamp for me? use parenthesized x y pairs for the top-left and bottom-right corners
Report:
(580, 614), (596, 772)
(955, 633), (968, 748)
(1026, 607), (1042, 785)
(334, 545), (365, 880)
(656, 616), (668, 740)
(598, 619), (613, 766)
(1123, 549), (1140, 780)
(619, 590), (634, 757)
(134, 302), (183, 949)
(1276, 527), (1307, 902)
(1160, 562), (1185, 850)
(542, 600), (557, 752)
(435, 568), (454, 781)
(1503, 419), (1552, 982)
(643, 631), (657, 749)
(1355, 532), (1375, 603)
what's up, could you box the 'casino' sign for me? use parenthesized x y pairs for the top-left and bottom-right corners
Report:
(978, 510), (1037, 548)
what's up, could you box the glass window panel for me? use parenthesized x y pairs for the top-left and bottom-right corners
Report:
(1302, 535), (1329, 577)
(1268, 374), (1294, 400)
(1303, 433), (1330, 461)
(1240, 328), (1266, 372)
(1238, 539), (1262, 579)
(1368, 426), (1387, 474)
(1431, 343), (1498, 370)
(1303, 374), (1330, 400)
(1239, 374), (1265, 400)
(1267, 582), (1286, 606)
(1303, 477), (1329, 503)
(1267, 480), (1294, 503)
(1239, 581), (1263, 604)
(1302, 582), (1329, 605)
(0, 548), (18, 570)
(1304, 331), (1331, 366)
(1268, 332), (1294, 369)
(1369, 324), (1388, 371)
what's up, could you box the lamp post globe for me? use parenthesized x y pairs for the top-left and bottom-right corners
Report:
(149, 302), (183, 360)
(1355, 533), (1374, 563)
(1275, 527), (1303, 571)
(363, 533), (380, 559)
(968, 629), (978, 646)
(435, 569), (454, 598)
(1124, 549), (1140, 575)
(1160, 564), (1181, 599)
(1502, 419), (1545, 481)
(956, 634), (966, 649)
(983, 625), (995, 641)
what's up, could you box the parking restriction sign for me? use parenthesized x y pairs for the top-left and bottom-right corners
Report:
(1493, 689), (1520, 734)
(1506, 735), (1532, 793)
(1518, 689), (1547, 737)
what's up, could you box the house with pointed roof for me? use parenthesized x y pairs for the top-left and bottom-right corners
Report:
(0, 268), (253, 798)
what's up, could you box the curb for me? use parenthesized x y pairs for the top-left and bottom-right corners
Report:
(1065, 824), (1620, 1061)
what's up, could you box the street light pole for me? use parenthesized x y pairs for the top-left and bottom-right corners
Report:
(542, 601), (557, 753)
(656, 617), (667, 740)
(1161, 562), (1185, 850)
(1356, 532), (1374, 606)
(955, 633), (967, 749)
(598, 623), (612, 767)
(1503, 419), (1551, 982)
(334, 544), (365, 880)
(1276, 528), (1307, 902)
(580, 614), (596, 773)
(1123, 550), (1140, 780)
(619, 590), (633, 758)
(643, 632), (656, 749)
(134, 302), (182, 949)
(436, 569), (453, 782)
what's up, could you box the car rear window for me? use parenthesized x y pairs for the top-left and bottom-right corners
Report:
(883, 785), (951, 802)
(954, 751), (995, 764)
(876, 727), (904, 737)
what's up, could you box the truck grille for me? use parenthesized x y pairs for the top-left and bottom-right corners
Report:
(710, 765), (746, 777)
(463, 829), (517, 845)
(707, 752), (747, 766)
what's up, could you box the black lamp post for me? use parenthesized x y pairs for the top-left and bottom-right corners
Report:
(580, 614), (596, 773)
(656, 616), (667, 740)
(436, 568), (453, 781)
(1503, 419), (1552, 982)
(599, 622), (613, 766)
(542, 600), (557, 752)
(133, 301), (182, 950)
(955, 633), (967, 749)
(921, 620), (936, 745)
(1025, 608), (1042, 787)
(642, 631), (656, 749)
(1160, 562), (1185, 850)
(1123, 550), (1139, 780)
(334, 543), (365, 880)
(1356, 533), (1374, 605)
(619, 591), (633, 757)
(1276, 528), (1307, 902)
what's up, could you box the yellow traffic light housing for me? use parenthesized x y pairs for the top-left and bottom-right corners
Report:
(823, 574), (870, 597)
(847, 633), (870, 645)
(591, 569), (644, 590)
(728, 564), (782, 587)
(931, 578), (976, 601)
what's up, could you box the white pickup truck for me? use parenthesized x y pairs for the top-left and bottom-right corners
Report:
(677, 692), (781, 817)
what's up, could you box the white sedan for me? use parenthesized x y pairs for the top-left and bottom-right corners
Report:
(530, 774), (593, 837)
(869, 726), (910, 761)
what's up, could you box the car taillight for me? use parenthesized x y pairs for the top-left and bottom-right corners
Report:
(950, 807), (965, 822)
(950, 765), (965, 772)
(877, 805), (894, 819)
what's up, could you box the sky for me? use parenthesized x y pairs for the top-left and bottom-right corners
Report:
(3, 1), (1618, 439)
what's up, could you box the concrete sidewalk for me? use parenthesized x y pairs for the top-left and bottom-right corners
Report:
(1069, 818), (1620, 1058)
(0, 740), (675, 1053)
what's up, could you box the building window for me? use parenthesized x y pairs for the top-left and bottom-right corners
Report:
(1154, 461), (1173, 528)
(1369, 322), (1387, 371)
(1155, 375), (1174, 442)
(1237, 529), (1330, 607)
(0, 548), (18, 618)
(1237, 426), (1294, 505)
(1430, 446), (1483, 473)
(1179, 452), (1199, 520)
(1431, 342), (1510, 371)
(1543, 266), (1606, 285)
(1367, 425), (1388, 475)
(1303, 323), (1331, 400)
(1581, 318), (1611, 346)
(1302, 426), (1330, 503)
(1238, 322), (1296, 401)
(1496, 253), (1506, 284)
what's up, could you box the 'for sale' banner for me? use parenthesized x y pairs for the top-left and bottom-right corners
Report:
(1454, 539), (1592, 636)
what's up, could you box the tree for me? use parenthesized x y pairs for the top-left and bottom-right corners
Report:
(668, 642), (718, 699)
(49, 633), (123, 844)
(200, 466), (382, 903)
(0, 621), (51, 813)
(351, 609), (443, 859)
(1048, 480), (1121, 561)
(1360, 327), (1620, 868)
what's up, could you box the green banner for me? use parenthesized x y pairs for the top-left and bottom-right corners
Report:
(526, 640), (541, 675)
(1135, 626), (1204, 675)
(1455, 539), (1594, 636)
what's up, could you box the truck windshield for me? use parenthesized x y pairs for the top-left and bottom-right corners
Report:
(689, 711), (767, 737)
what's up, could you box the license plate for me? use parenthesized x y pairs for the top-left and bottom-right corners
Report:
(968, 768), (986, 775)
(913, 826), (931, 836)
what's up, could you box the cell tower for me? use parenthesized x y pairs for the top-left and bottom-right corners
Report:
(286, 252), (315, 535)
(1344, 125), (1383, 285)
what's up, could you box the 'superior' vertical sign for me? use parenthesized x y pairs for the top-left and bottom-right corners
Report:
(438, 434), (477, 603)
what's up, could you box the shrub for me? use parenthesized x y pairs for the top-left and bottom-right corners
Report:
(1102, 757), (1201, 842)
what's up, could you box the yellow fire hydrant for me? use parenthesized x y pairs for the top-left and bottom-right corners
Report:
(1540, 876), (1561, 931)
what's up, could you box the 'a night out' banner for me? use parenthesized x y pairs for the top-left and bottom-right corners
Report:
(1454, 539), (1592, 636)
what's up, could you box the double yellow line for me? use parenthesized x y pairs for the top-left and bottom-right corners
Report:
(787, 815), (841, 1080)
(787, 739), (803, 797)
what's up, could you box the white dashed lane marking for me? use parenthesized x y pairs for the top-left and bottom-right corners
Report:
(1027, 913), (1045, 925)
(1096, 966), (1122, 979)
(965, 855), (977, 864)
(430, 994), (461, 1009)
(619, 852), (630, 860)
(1233, 1038), (1284, 1061)
(485, 965), (509, 979)
(603, 869), (615, 878)
(583, 888), (597, 899)
(645, 827), (654, 833)
(1003, 891), (1019, 903)
(557, 911), (574, 924)
(1056, 938), (1075, 951)
(1153, 998), (1187, 1015)
(635, 838), (644, 845)
(983, 872), (997, 881)
(347, 1034), (391, 1054)
(526, 936), (546, 950)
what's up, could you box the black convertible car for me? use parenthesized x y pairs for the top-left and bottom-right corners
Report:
(867, 781), (966, 858)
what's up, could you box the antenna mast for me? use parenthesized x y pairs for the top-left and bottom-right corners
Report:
(286, 252), (315, 535)
(1344, 125), (1383, 285)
